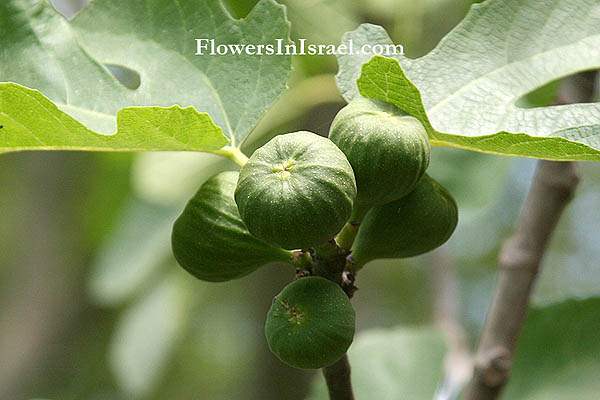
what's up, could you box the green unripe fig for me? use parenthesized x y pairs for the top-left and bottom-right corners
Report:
(172, 171), (293, 282)
(265, 276), (355, 369)
(351, 175), (458, 267)
(329, 97), (430, 219)
(235, 131), (357, 250)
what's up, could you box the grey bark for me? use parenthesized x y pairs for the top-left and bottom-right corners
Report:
(464, 71), (596, 399)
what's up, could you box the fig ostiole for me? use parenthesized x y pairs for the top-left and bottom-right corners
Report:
(351, 174), (458, 268)
(235, 131), (357, 250)
(329, 97), (430, 221)
(171, 171), (294, 282)
(265, 276), (355, 369)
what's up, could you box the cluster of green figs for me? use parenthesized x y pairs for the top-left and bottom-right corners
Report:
(172, 97), (458, 369)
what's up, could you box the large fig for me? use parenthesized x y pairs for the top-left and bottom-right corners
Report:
(265, 276), (355, 369)
(172, 171), (293, 282)
(329, 97), (430, 219)
(235, 131), (356, 250)
(351, 175), (458, 267)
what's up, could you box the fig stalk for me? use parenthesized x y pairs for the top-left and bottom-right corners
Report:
(335, 221), (360, 252)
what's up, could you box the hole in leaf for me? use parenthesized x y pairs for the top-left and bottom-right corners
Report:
(515, 70), (599, 108)
(105, 64), (141, 90)
(222, 0), (257, 18)
(515, 79), (561, 109)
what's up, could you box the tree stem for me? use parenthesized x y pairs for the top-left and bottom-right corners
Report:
(463, 160), (580, 400)
(323, 354), (355, 400)
(312, 241), (356, 399)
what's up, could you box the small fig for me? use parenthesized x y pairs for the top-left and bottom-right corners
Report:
(265, 276), (355, 369)
(235, 131), (356, 250)
(351, 174), (458, 267)
(329, 97), (430, 219)
(172, 171), (293, 282)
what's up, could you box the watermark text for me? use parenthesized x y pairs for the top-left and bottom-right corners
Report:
(195, 39), (404, 56)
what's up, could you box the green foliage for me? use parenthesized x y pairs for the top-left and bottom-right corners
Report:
(109, 273), (191, 398)
(131, 152), (237, 206)
(502, 298), (600, 400)
(172, 171), (293, 282)
(265, 277), (355, 369)
(0, 83), (228, 152)
(329, 97), (430, 216)
(89, 200), (177, 306)
(307, 327), (447, 400)
(356, 56), (600, 161)
(235, 131), (356, 249)
(351, 175), (458, 267)
(336, 0), (600, 160)
(308, 298), (600, 400)
(4, 0), (600, 398)
(0, 0), (292, 151)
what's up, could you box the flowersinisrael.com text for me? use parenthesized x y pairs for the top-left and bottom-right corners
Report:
(195, 39), (404, 56)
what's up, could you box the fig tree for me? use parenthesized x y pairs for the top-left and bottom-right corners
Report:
(265, 276), (355, 369)
(235, 131), (356, 250)
(172, 171), (293, 282)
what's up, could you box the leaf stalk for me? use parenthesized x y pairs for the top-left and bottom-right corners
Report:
(211, 146), (249, 167)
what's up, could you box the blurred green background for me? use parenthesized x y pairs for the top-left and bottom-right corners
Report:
(1, 0), (598, 399)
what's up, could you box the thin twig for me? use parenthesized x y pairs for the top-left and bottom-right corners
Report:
(464, 160), (580, 399)
(430, 248), (472, 400)
(323, 354), (355, 400)
(464, 71), (594, 400)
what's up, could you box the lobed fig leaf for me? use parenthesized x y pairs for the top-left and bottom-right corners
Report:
(351, 175), (458, 267)
(171, 171), (293, 282)
(265, 276), (356, 369)
(329, 97), (430, 219)
(235, 131), (357, 250)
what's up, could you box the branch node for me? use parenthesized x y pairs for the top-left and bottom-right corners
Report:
(474, 347), (512, 388)
(537, 160), (581, 195)
(498, 240), (539, 271)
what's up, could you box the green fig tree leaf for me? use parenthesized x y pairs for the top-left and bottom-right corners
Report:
(0, 83), (228, 152)
(0, 0), (291, 152)
(88, 199), (178, 306)
(502, 298), (600, 400)
(307, 327), (447, 400)
(109, 272), (195, 398)
(337, 0), (600, 161)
